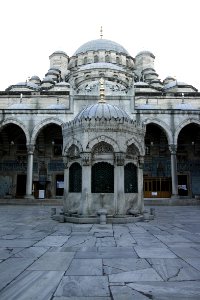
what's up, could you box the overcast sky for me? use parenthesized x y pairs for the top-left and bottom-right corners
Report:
(1, 0), (200, 91)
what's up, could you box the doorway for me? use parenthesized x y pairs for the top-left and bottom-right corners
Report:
(16, 174), (26, 197)
(178, 174), (188, 196)
(56, 174), (64, 196)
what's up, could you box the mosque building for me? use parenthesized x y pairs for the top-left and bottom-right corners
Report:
(0, 29), (200, 219)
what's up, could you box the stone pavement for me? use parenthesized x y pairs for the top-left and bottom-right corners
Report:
(0, 205), (200, 299)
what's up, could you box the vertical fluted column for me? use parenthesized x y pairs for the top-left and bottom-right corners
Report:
(169, 144), (178, 198)
(25, 144), (35, 199)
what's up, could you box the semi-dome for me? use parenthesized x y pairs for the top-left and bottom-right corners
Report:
(74, 102), (131, 122)
(74, 39), (129, 56)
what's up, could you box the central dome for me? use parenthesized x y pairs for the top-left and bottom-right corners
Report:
(74, 39), (129, 56)
(74, 102), (131, 122)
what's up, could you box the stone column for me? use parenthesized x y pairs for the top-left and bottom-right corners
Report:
(138, 156), (144, 212)
(25, 144), (35, 199)
(81, 153), (91, 215)
(63, 156), (69, 212)
(114, 153), (125, 215)
(169, 144), (178, 198)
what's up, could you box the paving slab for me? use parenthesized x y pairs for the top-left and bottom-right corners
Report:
(0, 257), (35, 291)
(108, 267), (163, 282)
(63, 235), (96, 248)
(184, 258), (200, 271)
(34, 236), (69, 247)
(0, 247), (24, 259)
(53, 297), (111, 300)
(96, 237), (116, 247)
(55, 275), (110, 297)
(75, 247), (138, 259)
(0, 205), (200, 299)
(134, 245), (177, 258)
(0, 270), (64, 300)
(127, 281), (200, 299)
(0, 239), (36, 247)
(65, 258), (102, 275)
(13, 246), (49, 258)
(28, 252), (74, 271)
(103, 258), (150, 275)
(148, 258), (200, 281)
(155, 234), (192, 243)
(110, 285), (150, 300)
(168, 246), (200, 258)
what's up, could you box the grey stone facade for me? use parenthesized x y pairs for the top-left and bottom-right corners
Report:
(0, 37), (199, 213)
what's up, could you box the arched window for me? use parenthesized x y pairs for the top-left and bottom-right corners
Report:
(84, 57), (87, 64)
(69, 162), (82, 192)
(94, 55), (99, 63)
(105, 55), (110, 63)
(92, 162), (114, 193)
(124, 163), (138, 193)
(116, 56), (120, 64)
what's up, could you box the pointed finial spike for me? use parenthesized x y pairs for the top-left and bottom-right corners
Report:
(100, 26), (103, 39)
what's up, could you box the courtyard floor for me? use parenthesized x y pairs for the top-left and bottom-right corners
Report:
(0, 205), (200, 299)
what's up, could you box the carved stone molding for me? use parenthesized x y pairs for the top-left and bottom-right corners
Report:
(169, 144), (177, 155)
(138, 156), (144, 169)
(81, 152), (91, 166)
(27, 144), (35, 155)
(115, 152), (125, 166)
(63, 156), (69, 169)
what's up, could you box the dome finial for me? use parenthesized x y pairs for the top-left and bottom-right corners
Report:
(99, 78), (106, 103)
(100, 26), (103, 39)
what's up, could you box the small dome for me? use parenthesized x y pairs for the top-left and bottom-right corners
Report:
(74, 39), (129, 56)
(30, 75), (41, 81)
(50, 50), (68, 57)
(42, 76), (55, 84)
(74, 102), (131, 122)
(135, 51), (155, 58)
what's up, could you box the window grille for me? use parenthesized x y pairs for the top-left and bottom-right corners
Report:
(92, 162), (114, 193)
(124, 163), (138, 193)
(92, 142), (113, 154)
(69, 162), (82, 192)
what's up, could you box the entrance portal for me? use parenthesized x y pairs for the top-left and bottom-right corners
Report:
(178, 174), (188, 196)
(16, 174), (26, 197)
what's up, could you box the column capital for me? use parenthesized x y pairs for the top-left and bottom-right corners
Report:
(115, 152), (125, 166)
(63, 156), (69, 168)
(81, 152), (91, 166)
(27, 144), (35, 154)
(169, 144), (177, 154)
(138, 156), (144, 169)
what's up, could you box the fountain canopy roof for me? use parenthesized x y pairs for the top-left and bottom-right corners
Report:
(74, 102), (131, 121)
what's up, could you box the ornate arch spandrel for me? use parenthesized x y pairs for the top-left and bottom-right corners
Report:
(86, 135), (120, 152)
(63, 138), (83, 156)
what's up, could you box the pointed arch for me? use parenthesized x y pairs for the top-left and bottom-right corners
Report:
(174, 118), (200, 143)
(126, 137), (145, 156)
(63, 138), (83, 155)
(86, 135), (120, 152)
(143, 118), (172, 144)
(31, 118), (63, 144)
(0, 118), (30, 143)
